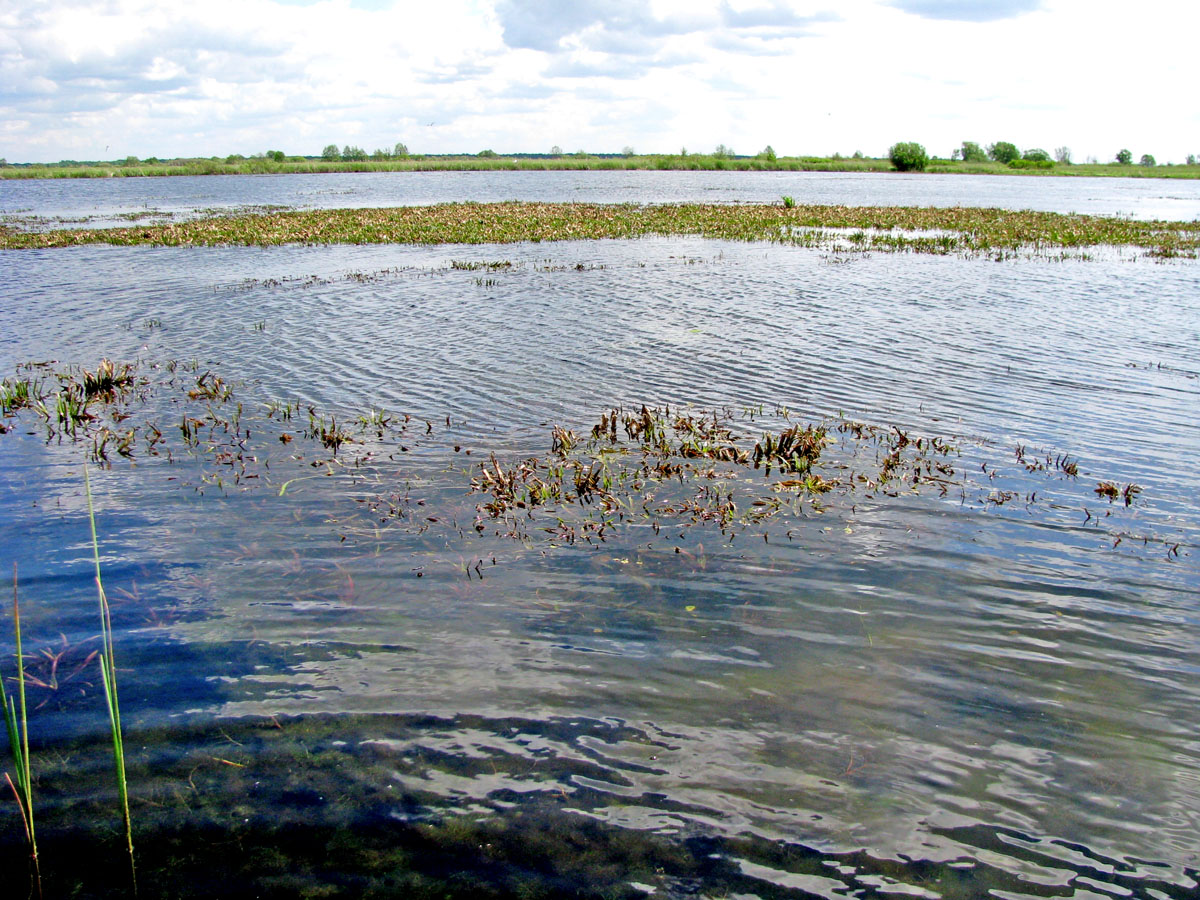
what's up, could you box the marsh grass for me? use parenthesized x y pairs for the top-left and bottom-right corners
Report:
(4, 202), (1196, 257)
(3, 565), (41, 899)
(5, 154), (1199, 181)
(52, 388), (92, 435)
(84, 467), (136, 895)
(0, 378), (38, 415)
(0, 153), (895, 180)
(81, 359), (135, 401)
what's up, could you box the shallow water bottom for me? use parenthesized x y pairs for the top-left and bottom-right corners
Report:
(14, 711), (1197, 900)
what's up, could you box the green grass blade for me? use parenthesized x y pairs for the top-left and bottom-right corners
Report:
(6, 565), (40, 897)
(84, 467), (136, 895)
(2, 691), (27, 796)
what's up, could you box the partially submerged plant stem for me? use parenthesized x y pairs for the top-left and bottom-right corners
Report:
(3, 563), (41, 899)
(84, 466), (137, 896)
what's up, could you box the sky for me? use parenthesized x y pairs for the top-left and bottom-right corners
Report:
(1, 0), (1196, 164)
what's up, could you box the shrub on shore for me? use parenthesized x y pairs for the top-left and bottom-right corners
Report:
(1009, 158), (1054, 170)
(961, 141), (988, 162)
(988, 142), (1020, 164)
(888, 142), (928, 172)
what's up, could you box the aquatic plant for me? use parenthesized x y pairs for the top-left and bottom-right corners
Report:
(752, 423), (829, 474)
(305, 409), (352, 452)
(450, 259), (515, 271)
(356, 407), (392, 436)
(4, 202), (1196, 258)
(186, 371), (232, 402)
(0, 358), (1181, 561)
(84, 467), (136, 894)
(0, 377), (38, 415)
(81, 358), (135, 401)
(1095, 480), (1142, 507)
(53, 386), (93, 434)
(2, 566), (41, 899)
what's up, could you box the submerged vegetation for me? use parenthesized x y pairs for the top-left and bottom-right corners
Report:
(2, 201), (1198, 258)
(10, 711), (1173, 900)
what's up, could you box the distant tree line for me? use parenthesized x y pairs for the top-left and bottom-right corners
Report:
(948, 141), (1059, 166)
(6, 144), (1197, 172)
(322, 143), (409, 161)
(1114, 149), (1159, 167)
(877, 140), (1187, 172)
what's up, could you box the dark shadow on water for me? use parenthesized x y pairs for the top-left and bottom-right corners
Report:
(5, 713), (1195, 900)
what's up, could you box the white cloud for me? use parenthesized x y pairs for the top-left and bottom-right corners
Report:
(0, 0), (1196, 163)
(887, 0), (1042, 21)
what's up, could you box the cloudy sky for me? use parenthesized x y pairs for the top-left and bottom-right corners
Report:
(2, 0), (1195, 164)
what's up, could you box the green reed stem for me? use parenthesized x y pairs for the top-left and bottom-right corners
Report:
(84, 467), (137, 895)
(3, 563), (41, 899)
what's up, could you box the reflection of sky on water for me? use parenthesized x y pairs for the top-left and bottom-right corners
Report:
(2, 237), (1199, 892)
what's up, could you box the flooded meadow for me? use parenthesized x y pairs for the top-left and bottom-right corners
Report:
(1, 175), (1199, 898)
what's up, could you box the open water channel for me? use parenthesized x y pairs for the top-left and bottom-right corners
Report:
(1, 171), (1198, 898)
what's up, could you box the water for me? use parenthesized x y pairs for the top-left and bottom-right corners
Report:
(1, 176), (1199, 898)
(3, 168), (1200, 229)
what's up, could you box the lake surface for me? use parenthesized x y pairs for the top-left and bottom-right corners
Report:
(1, 174), (1199, 898)
(3, 168), (1200, 229)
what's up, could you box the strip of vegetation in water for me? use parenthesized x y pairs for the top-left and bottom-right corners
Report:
(2, 202), (1198, 257)
(4, 154), (1199, 180)
(0, 358), (1178, 561)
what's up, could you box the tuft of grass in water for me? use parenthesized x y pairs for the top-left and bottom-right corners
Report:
(3, 564), (41, 899)
(450, 259), (515, 270)
(1, 377), (39, 415)
(53, 386), (93, 434)
(781, 195), (796, 208)
(305, 408), (353, 452)
(186, 371), (233, 402)
(84, 467), (137, 895)
(81, 358), (135, 401)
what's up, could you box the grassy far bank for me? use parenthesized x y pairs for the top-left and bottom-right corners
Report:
(4, 153), (1200, 180)
(2, 202), (1198, 257)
